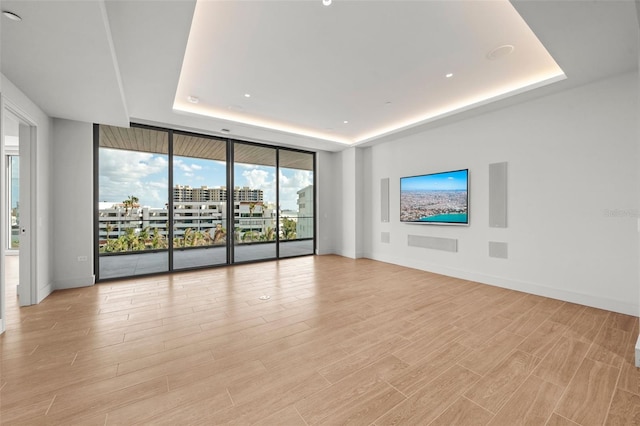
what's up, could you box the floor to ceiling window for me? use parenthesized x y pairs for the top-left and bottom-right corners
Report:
(173, 133), (228, 269)
(97, 125), (170, 279)
(232, 143), (277, 263)
(279, 149), (314, 258)
(95, 124), (315, 280)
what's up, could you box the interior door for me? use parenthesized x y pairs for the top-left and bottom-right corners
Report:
(17, 118), (33, 306)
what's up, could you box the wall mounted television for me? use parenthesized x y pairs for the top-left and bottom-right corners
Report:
(400, 169), (469, 225)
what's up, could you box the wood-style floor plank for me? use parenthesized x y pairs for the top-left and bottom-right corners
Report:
(554, 358), (621, 426)
(464, 349), (541, 413)
(487, 375), (563, 425)
(0, 254), (638, 425)
(429, 396), (494, 426)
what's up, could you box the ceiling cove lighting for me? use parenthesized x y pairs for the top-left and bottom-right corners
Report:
(355, 70), (566, 144)
(2, 11), (22, 21)
(175, 1), (565, 146)
(173, 100), (353, 145)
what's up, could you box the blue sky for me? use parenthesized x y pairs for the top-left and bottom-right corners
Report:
(401, 169), (468, 191)
(99, 148), (312, 210)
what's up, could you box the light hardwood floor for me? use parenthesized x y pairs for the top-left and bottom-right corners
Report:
(1, 254), (639, 425)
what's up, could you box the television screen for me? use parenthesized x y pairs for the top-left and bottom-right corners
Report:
(400, 169), (469, 225)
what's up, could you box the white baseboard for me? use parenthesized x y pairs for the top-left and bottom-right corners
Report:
(636, 334), (640, 368)
(363, 251), (639, 317)
(53, 275), (95, 290)
(37, 282), (54, 304)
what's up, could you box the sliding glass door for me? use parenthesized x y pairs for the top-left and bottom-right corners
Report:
(232, 143), (277, 263)
(172, 133), (228, 269)
(96, 124), (315, 280)
(279, 150), (314, 257)
(98, 126), (169, 279)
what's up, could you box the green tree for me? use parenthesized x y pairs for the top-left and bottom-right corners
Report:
(281, 217), (297, 240)
(122, 195), (139, 215)
(261, 226), (275, 242)
(152, 227), (165, 249)
(105, 222), (113, 239)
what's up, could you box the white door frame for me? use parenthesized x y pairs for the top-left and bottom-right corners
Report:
(0, 97), (5, 333)
(1, 99), (37, 320)
(18, 118), (36, 306)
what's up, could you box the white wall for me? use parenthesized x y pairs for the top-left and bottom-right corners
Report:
(331, 147), (366, 259)
(51, 119), (94, 289)
(362, 71), (639, 316)
(316, 150), (338, 255)
(1, 73), (54, 303)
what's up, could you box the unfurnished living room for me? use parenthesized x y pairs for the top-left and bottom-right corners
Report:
(1, 1), (640, 425)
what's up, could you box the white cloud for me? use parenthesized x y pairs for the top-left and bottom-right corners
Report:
(242, 168), (270, 189)
(279, 170), (313, 210)
(99, 148), (168, 207)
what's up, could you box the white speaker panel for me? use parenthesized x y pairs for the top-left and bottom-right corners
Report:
(489, 241), (508, 259)
(381, 178), (390, 222)
(407, 235), (458, 252)
(489, 162), (508, 228)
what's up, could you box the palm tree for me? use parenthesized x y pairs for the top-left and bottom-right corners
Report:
(139, 226), (150, 249)
(184, 228), (193, 247)
(105, 222), (113, 240)
(262, 226), (275, 242)
(213, 224), (226, 244)
(122, 195), (139, 216)
(152, 227), (164, 249)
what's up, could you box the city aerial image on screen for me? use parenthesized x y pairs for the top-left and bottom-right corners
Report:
(400, 169), (468, 223)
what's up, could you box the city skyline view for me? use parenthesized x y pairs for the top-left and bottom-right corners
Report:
(99, 148), (312, 210)
(400, 170), (468, 222)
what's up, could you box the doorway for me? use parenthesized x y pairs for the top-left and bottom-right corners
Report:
(1, 104), (35, 334)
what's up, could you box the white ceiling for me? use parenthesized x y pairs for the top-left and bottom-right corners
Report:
(1, 1), (638, 153)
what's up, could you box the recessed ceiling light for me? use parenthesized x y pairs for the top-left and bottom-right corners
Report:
(322, 0), (332, 5)
(187, 95), (199, 104)
(221, 128), (230, 134)
(445, 73), (454, 78)
(343, 120), (349, 124)
(487, 44), (515, 60)
(384, 101), (392, 105)
(2, 11), (22, 21)
(244, 93), (251, 98)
